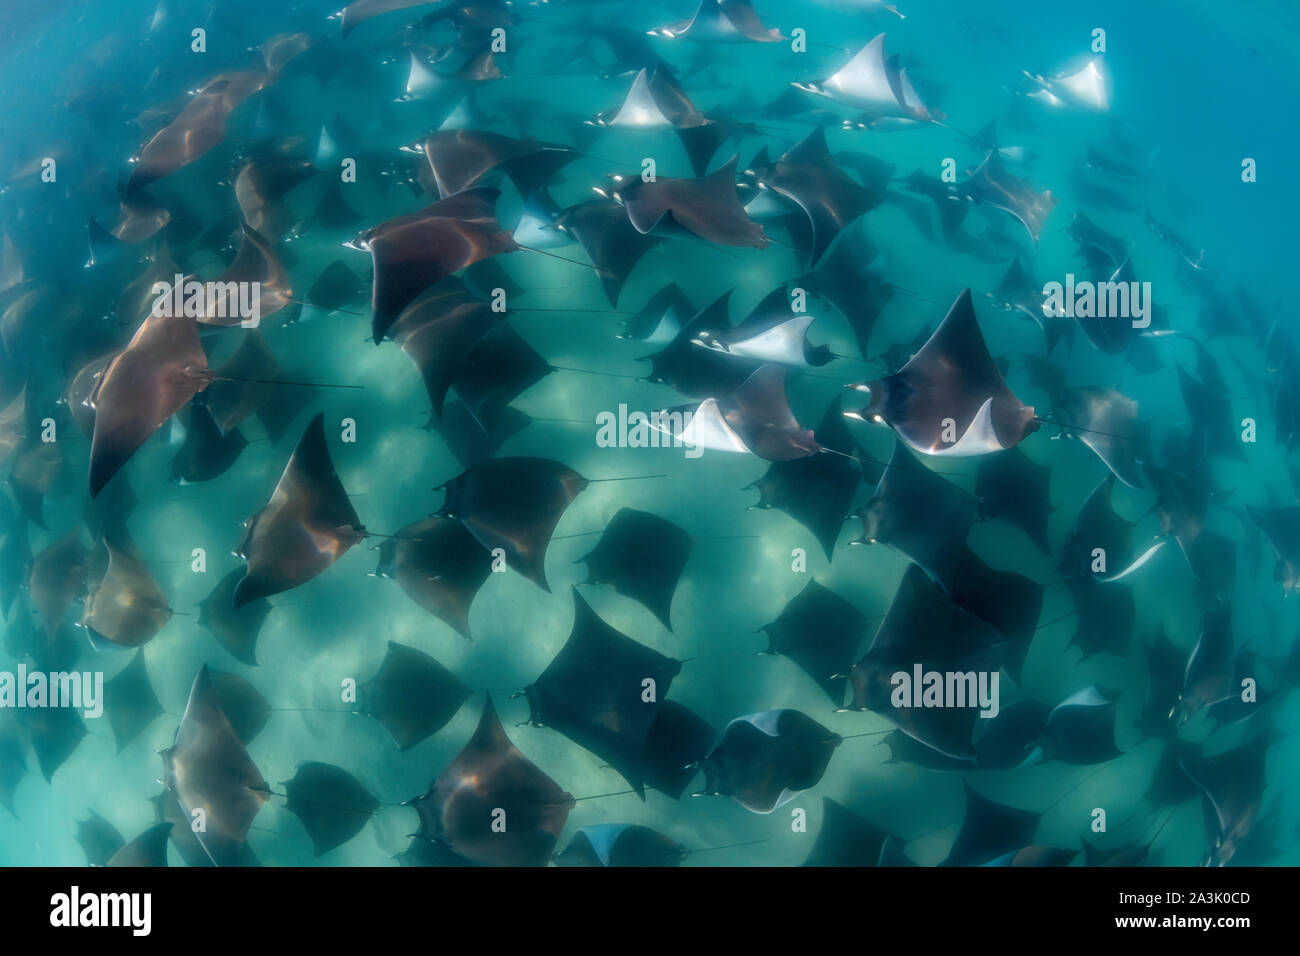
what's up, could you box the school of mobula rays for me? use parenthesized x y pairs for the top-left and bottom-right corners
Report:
(0, 0), (1294, 869)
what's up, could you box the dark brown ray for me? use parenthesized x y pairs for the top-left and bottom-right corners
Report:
(28, 529), (89, 640)
(948, 548), (1042, 682)
(1248, 505), (1300, 594)
(1054, 386), (1149, 490)
(283, 762), (378, 857)
(763, 579), (869, 704)
(169, 403), (248, 483)
(803, 797), (899, 867)
(851, 440), (977, 595)
(66, 353), (114, 438)
(523, 589), (682, 796)
(200, 224), (293, 326)
(796, 220), (894, 358)
(408, 695), (575, 866)
(307, 259), (362, 312)
(436, 456), (587, 591)
(751, 127), (882, 266)
(431, 401), (531, 469)
(201, 329), (280, 435)
(388, 278), (496, 421)
(748, 395), (867, 561)
(359, 186), (518, 343)
(639, 700), (714, 800)
(976, 446), (1053, 553)
(375, 516), (493, 639)
(578, 508), (693, 631)
(622, 282), (693, 344)
(106, 823), (172, 867)
(850, 564), (1004, 760)
(98, 194), (171, 244)
(88, 310), (213, 496)
(103, 650), (162, 751)
(1180, 735), (1269, 866)
(1031, 686), (1122, 765)
(197, 567), (271, 666)
(553, 199), (662, 307)
(9, 439), (62, 528)
(415, 129), (576, 199)
(234, 156), (315, 241)
(699, 709), (841, 813)
(449, 320), (551, 435)
(845, 289), (1038, 456)
(260, 31), (313, 76)
(358, 641), (470, 750)
(958, 151), (1056, 244)
(205, 670), (271, 745)
(18, 704), (86, 782)
(81, 540), (171, 648)
(611, 156), (768, 248)
(127, 70), (269, 192)
(76, 810), (125, 866)
(234, 413), (365, 607)
(161, 665), (269, 867)
(1172, 606), (1236, 727)
(555, 824), (689, 867)
(116, 240), (181, 332)
(986, 256), (1071, 354)
(942, 782), (1041, 866)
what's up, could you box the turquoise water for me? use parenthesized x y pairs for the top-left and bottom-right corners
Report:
(0, 0), (1296, 867)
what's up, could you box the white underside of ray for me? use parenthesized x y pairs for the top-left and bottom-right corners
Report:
(1052, 685), (1109, 712)
(906, 397), (1006, 457)
(513, 210), (569, 249)
(720, 314), (815, 365)
(819, 34), (909, 117)
(675, 0), (743, 42)
(744, 188), (794, 218)
(1052, 57), (1109, 112)
(1080, 434), (1144, 489)
(403, 52), (445, 100)
(1097, 539), (1168, 582)
(735, 711), (782, 736)
(609, 69), (675, 127)
(671, 397), (751, 454)
(1026, 87), (1064, 108)
(896, 67), (926, 113)
(766, 788), (801, 813)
